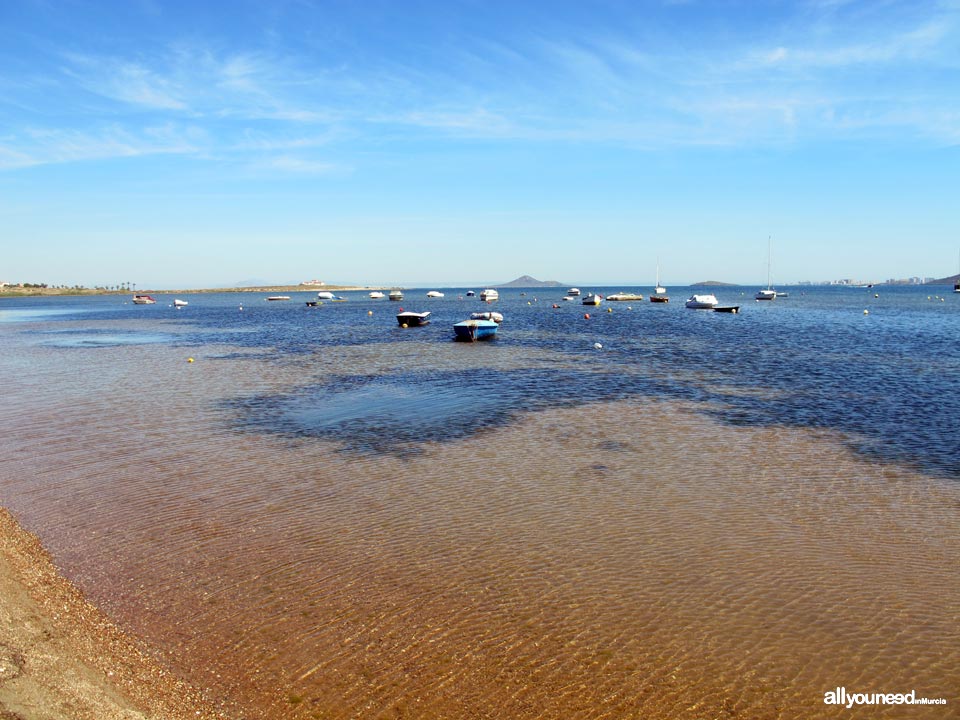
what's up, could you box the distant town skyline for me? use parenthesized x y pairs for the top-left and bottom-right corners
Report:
(2, 1), (959, 288)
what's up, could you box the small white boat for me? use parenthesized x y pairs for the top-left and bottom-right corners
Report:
(267, 295), (291, 301)
(427, 290), (445, 298)
(582, 293), (602, 305)
(775, 291), (789, 298)
(173, 299), (188, 307)
(567, 288), (581, 296)
(389, 290), (404, 301)
(479, 288), (499, 301)
(606, 292), (644, 301)
(685, 294), (719, 309)
(131, 294), (156, 305)
(465, 290), (476, 297)
(470, 311), (503, 323)
(561, 295), (576, 301)
(316, 291), (335, 300)
(369, 291), (385, 299)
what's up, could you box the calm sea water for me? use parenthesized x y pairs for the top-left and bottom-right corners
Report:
(1, 286), (958, 718)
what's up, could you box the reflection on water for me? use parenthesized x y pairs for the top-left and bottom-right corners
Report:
(0, 289), (958, 718)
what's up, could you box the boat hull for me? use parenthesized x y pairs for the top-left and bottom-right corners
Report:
(606, 293), (644, 301)
(397, 312), (431, 327)
(650, 295), (669, 303)
(453, 319), (499, 341)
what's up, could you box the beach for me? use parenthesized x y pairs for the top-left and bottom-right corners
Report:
(0, 508), (219, 719)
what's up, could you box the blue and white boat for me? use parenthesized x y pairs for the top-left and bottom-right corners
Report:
(453, 318), (499, 341)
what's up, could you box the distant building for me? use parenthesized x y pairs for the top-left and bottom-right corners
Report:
(300, 279), (326, 286)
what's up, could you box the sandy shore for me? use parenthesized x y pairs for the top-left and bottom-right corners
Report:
(0, 508), (221, 720)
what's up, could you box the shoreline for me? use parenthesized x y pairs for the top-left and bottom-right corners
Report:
(0, 507), (222, 720)
(0, 285), (385, 298)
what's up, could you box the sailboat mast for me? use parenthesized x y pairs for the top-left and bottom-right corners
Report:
(766, 236), (772, 290)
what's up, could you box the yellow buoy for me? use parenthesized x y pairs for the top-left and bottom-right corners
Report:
(607, 307), (612, 313)
(401, 323), (408, 328)
(187, 357), (194, 363)
(368, 310), (373, 316)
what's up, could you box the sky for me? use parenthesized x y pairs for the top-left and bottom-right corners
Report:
(1, 0), (959, 288)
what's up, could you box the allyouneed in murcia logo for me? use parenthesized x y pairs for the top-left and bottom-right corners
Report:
(824, 687), (947, 709)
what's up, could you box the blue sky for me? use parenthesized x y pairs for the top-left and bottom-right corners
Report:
(2, 0), (958, 288)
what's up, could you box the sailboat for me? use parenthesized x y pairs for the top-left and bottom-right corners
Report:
(755, 236), (776, 301)
(954, 250), (960, 293)
(650, 258), (669, 303)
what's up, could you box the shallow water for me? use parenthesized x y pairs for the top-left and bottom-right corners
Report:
(1, 287), (957, 718)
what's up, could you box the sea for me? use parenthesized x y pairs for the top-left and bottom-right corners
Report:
(0, 285), (957, 719)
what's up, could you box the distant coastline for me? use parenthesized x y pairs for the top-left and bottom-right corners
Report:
(0, 284), (384, 298)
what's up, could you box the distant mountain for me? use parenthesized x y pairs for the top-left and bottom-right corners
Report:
(496, 275), (564, 288)
(691, 280), (739, 287)
(925, 274), (959, 285)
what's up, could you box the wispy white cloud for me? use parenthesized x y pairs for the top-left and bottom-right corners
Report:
(253, 155), (343, 175)
(0, 124), (202, 169)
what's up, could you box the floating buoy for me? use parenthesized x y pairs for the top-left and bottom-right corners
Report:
(239, 306), (243, 311)
(368, 310), (373, 316)
(874, 293), (879, 298)
(594, 343), (603, 350)
(627, 306), (632, 310)
(187, 357), (194, 363)
(401, 323), (408, 328)
(863, 309), (869, 315)
(607, 307), (612, 313)
(584, 313), (591, 319)
(552, 303), (559, 308)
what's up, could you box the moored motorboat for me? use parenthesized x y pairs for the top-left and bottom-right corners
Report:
(567, 288), (581, 296)
(316, 291), (335, 300)
(465, 290), (476, 297)
(453, 318), (499, 341)
(427, 290), (445, 298)
(582, 293), (602, 305)
(389, 290), (404, 301)
(369, 291), (385, 299)
(397, 311), (431, 327)
(470, 311), (503, 323)
(173, 298), (188, 307)
(479, 288), (499, 301)
(267, 295), (291, 301)
(685, 294), (718, 309)
(132, 294), (156, 304)
(713, 305), (741, 313)
(606, 292), (644, 301)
